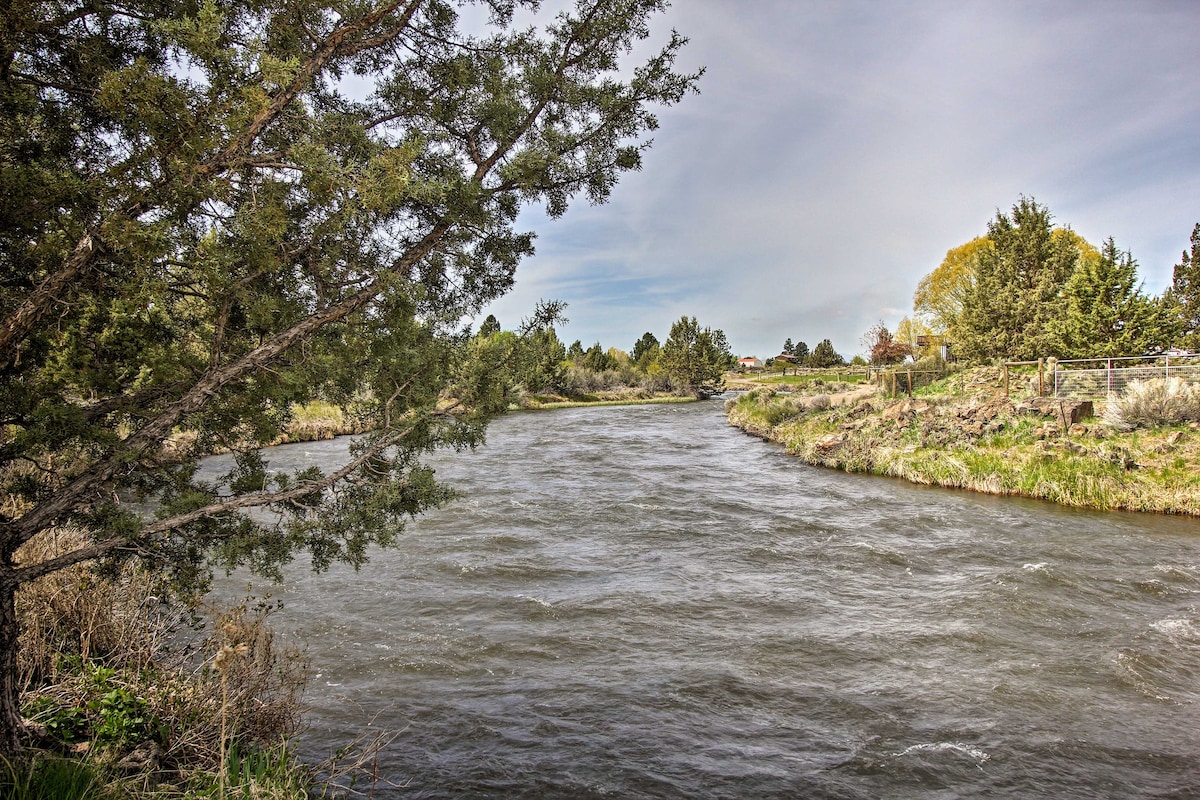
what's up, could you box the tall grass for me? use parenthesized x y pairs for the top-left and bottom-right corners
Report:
(15, 529), (310, 796)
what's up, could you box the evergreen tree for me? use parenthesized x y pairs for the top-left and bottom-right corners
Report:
(1166, 223), (1200, 350)
(478, 314), (502, 337)
(567, 340), (586, 363)
(1050, 238), (1163, 358)
(783, 338), (795, 356)
(660, 316), (731, 397)
(0, 0), (699, 750)
(582, 342), (617, 372)
(957, 198), (1081, 361)
(793, 341), (810, 361)
(631, 332), (660, 367)
(808, 339), (844, 368)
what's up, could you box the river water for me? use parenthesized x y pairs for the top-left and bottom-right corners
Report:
(209, 399), (1200, 798)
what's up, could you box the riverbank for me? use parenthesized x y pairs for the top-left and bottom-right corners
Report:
(725, 368), (1200, 516)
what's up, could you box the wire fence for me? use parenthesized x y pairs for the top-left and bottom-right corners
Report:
(1004, 355), (1200, 400)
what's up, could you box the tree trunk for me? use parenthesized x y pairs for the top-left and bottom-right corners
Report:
(0, 577), (23, 753)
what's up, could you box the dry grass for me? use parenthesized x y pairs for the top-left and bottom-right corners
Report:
(15, 530), (308, 781)
(726, 373), (1200, 515)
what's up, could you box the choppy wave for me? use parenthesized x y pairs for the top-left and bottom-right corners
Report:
(209, 400), (1200, 799)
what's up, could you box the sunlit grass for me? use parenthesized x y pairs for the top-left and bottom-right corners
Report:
(726, 376), (1200, 515)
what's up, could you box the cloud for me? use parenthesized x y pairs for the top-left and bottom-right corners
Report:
(482, 0), (1200, 361)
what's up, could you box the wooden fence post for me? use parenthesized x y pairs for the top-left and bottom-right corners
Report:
(907, 370), (913, 397)
(1038, 358), (1044, 397)
(1002, 363), (1009, 396)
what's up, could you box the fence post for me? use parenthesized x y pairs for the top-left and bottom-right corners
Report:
(907, 370), (913, 397)
(1002, 363), (1009, 397)
(1166, 355), (1171, 380)
(1038, 358), (1044, 397)
(1107, 359), (1113, 395)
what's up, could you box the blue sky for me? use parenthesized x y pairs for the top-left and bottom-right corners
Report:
(479, 0), (1200, 361)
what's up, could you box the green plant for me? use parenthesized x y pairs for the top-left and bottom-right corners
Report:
(91, 687), (151, 746)
(22, 696), (89, 744)
(1103, 378), (1200, 430)
(0, 753), (113, 800)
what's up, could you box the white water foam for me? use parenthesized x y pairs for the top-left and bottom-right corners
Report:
(896, 741), (991, 764)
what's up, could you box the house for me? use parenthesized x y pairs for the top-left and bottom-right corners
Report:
(774, 353), (799, 364)
(738, 356), (764, 370)
(915, 335), (951, 362)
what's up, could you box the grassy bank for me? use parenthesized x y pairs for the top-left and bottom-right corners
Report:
(725, 369), (1200, 516)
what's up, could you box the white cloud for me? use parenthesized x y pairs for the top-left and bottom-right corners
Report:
(483, 0), (1200, 361)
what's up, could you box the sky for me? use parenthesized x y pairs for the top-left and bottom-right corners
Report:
(478, 0), (1200, 362)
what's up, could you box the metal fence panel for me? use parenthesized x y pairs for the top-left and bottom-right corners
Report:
(1053, 361), (1200, 399)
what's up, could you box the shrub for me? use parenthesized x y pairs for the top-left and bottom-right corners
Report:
(1102, 378), (1200, 431)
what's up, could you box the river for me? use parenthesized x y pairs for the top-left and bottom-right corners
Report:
(207, 398), (1200, 798)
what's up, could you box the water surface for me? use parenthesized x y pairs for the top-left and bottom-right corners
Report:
(210, 400), (1200, 798)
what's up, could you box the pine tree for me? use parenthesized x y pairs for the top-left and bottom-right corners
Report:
(1166, 223), (1200, 350)
(660, 316), (731, 397)
(808, 339), (844, 368)
(957, 198), (1080, 361)
(1050, 238), (1163, 358)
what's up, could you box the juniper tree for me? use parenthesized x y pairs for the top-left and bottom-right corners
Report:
(0, 0), (699, 750)
(1166, 223), (1200, 350)
(660, 315), (730, 397)
(1050, 238), (1164, 358)
(957, 198), (1080, 361)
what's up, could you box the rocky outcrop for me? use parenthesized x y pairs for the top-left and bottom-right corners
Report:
(1015, 397), (1094, 425)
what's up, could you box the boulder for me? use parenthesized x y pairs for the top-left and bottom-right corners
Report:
(1015, 397), (1094, 425)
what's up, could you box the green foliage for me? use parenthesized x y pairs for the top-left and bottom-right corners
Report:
(0, 0), (701, 750)
(913, 236), (990, 338)
(1165, 223), (1200, 350)
(631, 332), (660, 369)
(660, 316), (732, 397)
(0, 753), (115, 800)
(957, 198), (1081, 361)
(1050, 237), (1165, 358)
(808, 338), (844, 368)
(22, 662), (162, 751)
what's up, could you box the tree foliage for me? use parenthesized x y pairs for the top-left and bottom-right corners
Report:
(956, 198), (1081, 361)
(660, 316), (730, 397)
(631, 331), (660, 369)
(1049, 238), (1164, 358)
(0, 0), (699, 750)
(1166, 223), (1200, 351)
(861, 322), (911, 366)
(808, 338), (844, 368)
(913, 236), (990, 339)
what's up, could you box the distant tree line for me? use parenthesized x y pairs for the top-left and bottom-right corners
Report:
(774, 337), (846, 368)
(470, 310), (735, 399)
(904, 197), (1200, 362)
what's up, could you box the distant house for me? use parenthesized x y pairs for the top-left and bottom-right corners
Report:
(774, 353), (799, 364)
(916, 335), (951, 362)
(738, 356), (764, 370)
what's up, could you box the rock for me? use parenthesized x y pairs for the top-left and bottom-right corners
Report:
(1015, 397), (1094, 425)
(815, 433), (847, 455)
(1068, 424), (1088, 437)
(882, 398), (933, 425)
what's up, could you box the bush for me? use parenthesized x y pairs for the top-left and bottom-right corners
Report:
(1102, 378), (1200, 430)
(16, 530), (307, 777)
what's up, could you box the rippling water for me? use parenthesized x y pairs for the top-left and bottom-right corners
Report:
(209, 399), (1200, 798)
